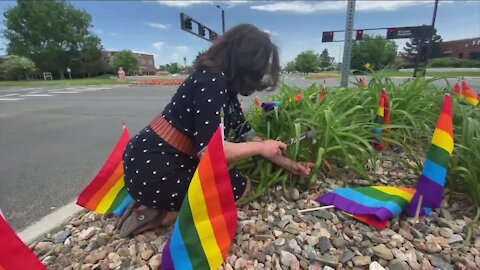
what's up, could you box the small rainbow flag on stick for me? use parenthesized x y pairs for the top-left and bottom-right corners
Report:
(77, 126), (134, 216)
(0, 210), (47, 270)
(406, 93), (454, 216)
(162, 126), (237, 270)
(461, 80), (479, 106)
(373, 88), (390, 150)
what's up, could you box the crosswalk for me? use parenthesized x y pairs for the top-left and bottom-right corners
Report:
(0, 86), (113, 102)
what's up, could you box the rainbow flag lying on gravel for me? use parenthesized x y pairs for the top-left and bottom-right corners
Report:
(406, 93), (453, 216)
(77, 127), (134, 216)
(162, 126), (237, 270)
(318, 186), (416, 229)
(0, 210), (46, 270)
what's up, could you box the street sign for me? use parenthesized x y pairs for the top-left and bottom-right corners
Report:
(322, 25), (434, 42)
(386, 25), (433, 39)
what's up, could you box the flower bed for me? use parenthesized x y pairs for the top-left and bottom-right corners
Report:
(236, 74), (480, 233)
(128, 79), (184, 86)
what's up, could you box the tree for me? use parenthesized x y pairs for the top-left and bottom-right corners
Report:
(319, 49), (333, 69)
(3, 0), (102, 79)
(285, 61), (296, 72)
(403, 27), (443, 63)
(0, 55), (36, 80)
(112, 50), (139, 73)
(294, 50), (320, 73)
(159, 63), (181, 74)
(351, 34), (397, 70)
(78, 36), (105, 77)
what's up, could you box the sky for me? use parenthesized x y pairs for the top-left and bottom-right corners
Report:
(0, 0), (479, 67)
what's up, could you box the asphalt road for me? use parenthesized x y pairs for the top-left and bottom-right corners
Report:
(0, 75), (478, 230)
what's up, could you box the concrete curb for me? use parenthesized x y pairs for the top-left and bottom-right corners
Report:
(18, 201), (85, 244)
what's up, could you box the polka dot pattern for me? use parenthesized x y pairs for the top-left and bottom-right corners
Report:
(122, 71), (251, 211)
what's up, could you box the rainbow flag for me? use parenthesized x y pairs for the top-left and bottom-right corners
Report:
(461, 80), (479, 106)
(77, 127), (134, 216)
(373, 88), (390, 150)
(406, 93), (454, 216)
(317, 187), (416, 227)
(162, 126), (237, 270)
(0, 211), (47, 270)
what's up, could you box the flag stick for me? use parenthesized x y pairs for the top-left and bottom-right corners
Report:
(414, 195), (423, 223)
(298, 205), (335, 213)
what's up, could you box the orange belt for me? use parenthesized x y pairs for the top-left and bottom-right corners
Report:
(149, 114), (196, 157)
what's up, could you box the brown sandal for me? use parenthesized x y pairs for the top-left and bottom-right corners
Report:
(115, 204), (166, 238)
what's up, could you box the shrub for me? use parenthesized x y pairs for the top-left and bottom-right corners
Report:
(428, 57), (480, 68)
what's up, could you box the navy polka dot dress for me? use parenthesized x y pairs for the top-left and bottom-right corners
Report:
(123, 70), (252, 211)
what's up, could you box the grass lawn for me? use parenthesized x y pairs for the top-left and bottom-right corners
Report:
(0, 78), (121, 88)
(381, 70), (480, 78)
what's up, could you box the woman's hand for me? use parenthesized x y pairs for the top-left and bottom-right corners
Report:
(287, 162), (315, 177)
(268, 154), (315, 177)
(258, 140), (287, 159)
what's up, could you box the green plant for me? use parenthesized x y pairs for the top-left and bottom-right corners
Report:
(428, 57), (480, 68)
(237, 72), (480, 236)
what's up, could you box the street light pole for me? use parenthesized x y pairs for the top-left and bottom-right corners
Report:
(216, 5), (225, 33)
(340, 0), (356, 88)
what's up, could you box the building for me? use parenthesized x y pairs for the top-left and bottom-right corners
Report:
(441, 37), (480, 60)
(102, 50), (156, 75)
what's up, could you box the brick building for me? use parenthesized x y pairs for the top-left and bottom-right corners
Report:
(102, 50), (156, 75)
(441, 37), (480, 60)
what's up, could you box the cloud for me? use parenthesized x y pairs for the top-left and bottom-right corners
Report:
(250, 1), (441, 14)
(93, 29), (104, 34)
(151, 42), (191, 64)
(225, 1), (250, 8)
(147, 22), (171, 30)
(152, 42), (165, 50)
(263, 29), (278, 36)
(110, 32), (117, 36)
(152, 1), (213, 7)
(174, 45), (189, 54)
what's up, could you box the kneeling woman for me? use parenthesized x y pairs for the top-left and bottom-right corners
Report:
(119, 24), (313, 236)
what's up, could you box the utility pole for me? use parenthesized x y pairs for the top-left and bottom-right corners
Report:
(216, 5), (225, 34)
(340, 0), (355, 88)
(421, 0), (439, 76)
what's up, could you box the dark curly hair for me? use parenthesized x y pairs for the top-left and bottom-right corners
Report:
(195, 24), (280, 96)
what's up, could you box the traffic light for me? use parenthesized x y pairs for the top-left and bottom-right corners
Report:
(355, 30), (364, 40)
(198, 24), (206, 36)
(322, 31), (334, 42)
(386, 28), (397, 39)
(180, 13), (193, 30)
(209, 30), (218, 41)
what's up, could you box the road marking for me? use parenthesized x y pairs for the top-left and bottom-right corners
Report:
(18, 201), (84, 244)
(49, 91), (81, 94)
(20, 94), (54, 97)
(0, 93), (19, 97)
(27, 91), (40, 94)
(0, 98), (25, 101)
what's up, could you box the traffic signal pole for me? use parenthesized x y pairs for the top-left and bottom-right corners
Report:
(340, 0), (356, 88)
